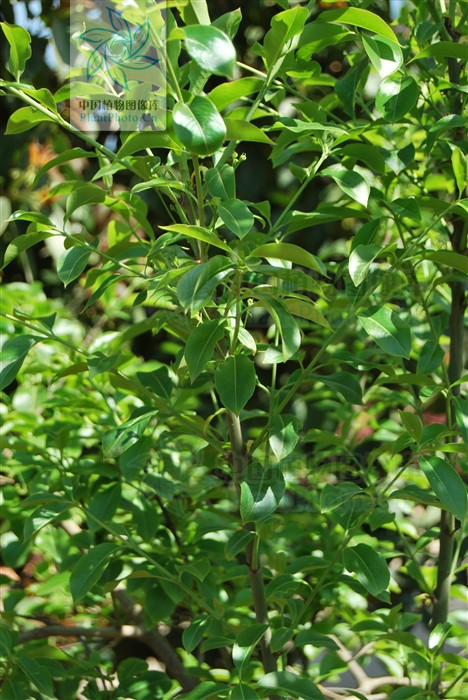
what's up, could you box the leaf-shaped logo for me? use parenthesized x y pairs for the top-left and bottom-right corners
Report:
(79, 6), (159, 89)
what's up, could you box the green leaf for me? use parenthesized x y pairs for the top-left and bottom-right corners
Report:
(390, 197), (421, 222)
(359, 306), (412, 358)
(5, 106), (55, 134)
(218, 199), (254, 238)
(65, 185), (106, 219)
(454, 397), (468, 444)
(0, 335), (36, 390)
(185, 319), (225, 381)
(311, 371), (363, 405)
(102, 410), (157, 458)
(173, 96), (226, 156)
(182, 617), (207, 652)
(69, 542), (118, 603)
(417, 341), (444, 374)
(259, 295), (301, 361)
(283, 298), (331, 330)
(263, 6), (309, 70)
(321, 483), (372, 530)
(1, 22), (32, 78)
(57, 245), (92, 287)
(233, 623), (268, 673)
(297, 23), (351, 60)
(117, 132), (178, 158)
(452, 147), (468, 197)
(231, 685), (260, 700)
(295, 631), (339, 650)
(87, 353), (120, 378)
(240, 463), (285, 523)
(183, 25), (236, 78)
(34, 147), (95, 183)
(177, 682), (230, 700)
(136, 367), (173, 399)
(3, 230), (53, 268)
(177, 256), (233, 313)
(419, 456), (467, 523)
(349, 244), (382, 286)
(17, 656), (53, 696)
(412, 41), (468, 61)
(340, 143), (386, 174)
(343, 543), (390, 596)
(160, 223), (231, 252)
(257, 671), (325, 700)
(215, 355), (256, 415)
(315, 7), (398, 43)
(23, 501), (73, 541)
(399, 411), (422, 442)
(251, 242), (326, 275)
(88, 484), (121, 530)
(209, 77), (263, 111)
(322, 165), (370, 206)
(362, 34), (403, 78)
(270, 627), (293, 653)
(422, 250), (468, 275)
(225, 529), (256, 561)
(224, 118), (273, 145)
(205, 165), (236, 199)
(376, 76), (419, 122)
(269, 414), (299, 461)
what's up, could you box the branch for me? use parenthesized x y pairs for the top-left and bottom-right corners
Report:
(18, 625), (120, 644)
(113, 588), (198, 692)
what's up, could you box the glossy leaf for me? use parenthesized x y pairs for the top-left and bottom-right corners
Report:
(69, 542), (118, 602)
(231, 685), (260, 700)
(161, 223), (231, 252)
(263, 6), (309, 70)
(419, 456), (467, 523)
(57, 246), (92, 286)
(177, 256), (233, 313)
(283, 298), (331, 330)
(417, 341), (444, 374)
(0, 335), (36, 390)
(311, 371), (363, 405)
(102, 410), (157, 458)
(349, 244), (382, 286)
(362, 34), (403, 78)
(376, 76), (419, 122)
(315, 7), (398, 43)
(258, 671), (325, 700)
(422, 250), (468, 275)
(452, 147), (468, 197)
(137, 367), (173, 399)
(344, 543), (390, 596)
(1, 22), (32, 78)
(269, 414), (299, 461)
(23, 501), (73, 541)
(65, 185), (106, 219)
(240, 463), (285, 523)
(225, 529), (256, 561)
(209, 77), (263, 111)
(183, 25), (236, 77)
(177, 682), (230, 700)
(173, 96), (226, 156)
(185, 319), (225, 381)
(224, 118), (273, 145)
(218, 199), (254, 238)
(6, 106), (55, 134)
(359, 306), (412, 358)
(322, 165), (369, 206)
(17, 657), (53, 696)
(232, 623), (268, 672)
(251, 242), (326, 275)
(205, 165), (236, 199)
(182, 617), (207, 652)
(413, 41), (468, 61)
(215, 355), (256, 414)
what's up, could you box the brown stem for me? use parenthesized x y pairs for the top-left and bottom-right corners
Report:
(113, 589), (198, 691)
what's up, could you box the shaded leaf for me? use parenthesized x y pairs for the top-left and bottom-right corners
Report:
(323, 165), (369, 206)
(258, 671), (325, 700)
(240, 463), (284, 523)
(344, 543), (390, 596)
(0, 335), (36, 390)
(185, 319), (225, 381)
(215, 355), (256, 415)
(359, 306), (412, 358)
(69, 542), (117, 602)
(419, 456), (467, 522)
